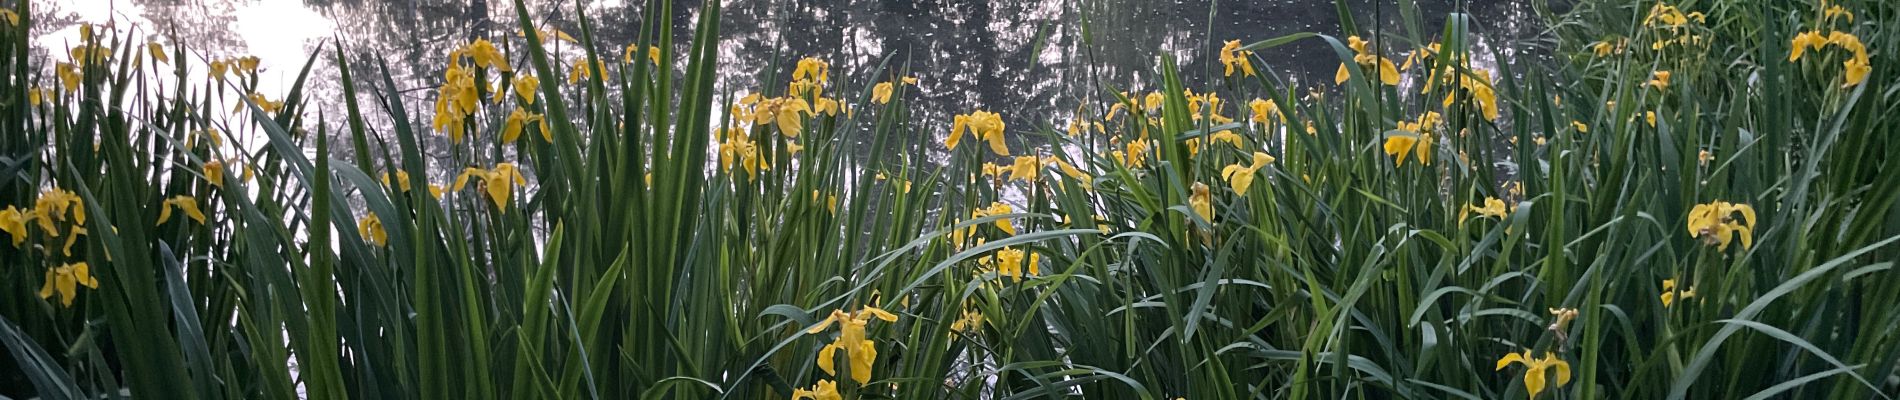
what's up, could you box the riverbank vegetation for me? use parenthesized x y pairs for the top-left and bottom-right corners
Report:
(2, 0), (1896, 398)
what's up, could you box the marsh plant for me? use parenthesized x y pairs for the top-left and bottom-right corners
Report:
(1, 0), (1897, 399)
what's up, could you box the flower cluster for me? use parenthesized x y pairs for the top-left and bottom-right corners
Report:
(738, 93), (813, 138)
(717, 127), (767, 180)
(432, 39), (513, 142)
(208, 55), (262, 82)
(1642, 3), (1708, 51)
(3, 189), (100, 307)
(1790, 30), (1871, 88)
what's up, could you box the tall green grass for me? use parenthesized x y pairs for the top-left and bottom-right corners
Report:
(2, 0), (1897, 399)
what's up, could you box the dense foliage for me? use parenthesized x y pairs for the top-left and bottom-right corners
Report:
(1, 0), (1896, 398)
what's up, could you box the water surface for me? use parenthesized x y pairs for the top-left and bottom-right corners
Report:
(31, 0), (1547, 156)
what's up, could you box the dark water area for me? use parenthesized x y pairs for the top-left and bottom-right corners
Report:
(30, 0), (1553, 156)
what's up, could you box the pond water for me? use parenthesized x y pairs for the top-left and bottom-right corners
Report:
(29, 0), (1548, 153)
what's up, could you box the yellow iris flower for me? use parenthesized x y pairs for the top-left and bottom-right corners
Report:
(809, 306), (898, 385)
(1, 206), (30, 247)
(1462, 197), (1511, 223)
(147, 42), (168, 64)
(1547, 308), (1579, 332)
(1660, 279), (1696, 307)
(1189, 182), (1214, 223)
(57, 62), (83, 92)
(1249, 98), (1284, 124)
(949, 304), (985, 334)
(995, 247), (1040, 282)
(39, 262), (100, 307)
(793, 57), (831, 84)
(1220, 152), (1275, 196)
(513, 75), (540, 105)
(1589, 38), (1627, 57)
(964, 202), (1016, 235)
(358, 213), (388, 247)
(871, 82), (896, 104)
(502, 107), (548, 143)
(69, 44), (111, 67)
(1397, 111), (1441, 137)
(1843, 57), (1871, 87)
(1439, 72), (1500, 121)
(865, 77), (913, 106)
(1112, 139), (1153, 169)
(1143, 91), (1166, 113)
(790, 379), (841, 400)
(1643, 3), (1702, 28)
(199, 129), (225, 149)
(61, 226), (85, 257)
(1219, 40), (1256, 77)
(741, 93), (814, 138)
(623, 44), (662, 65)
(463, 39), (510, 72)
(1686, 200), (1756, 250)
(236, 92), (285, 115)
(1823, 3), (1854, 23)
(34, 189), (84, 235)
(813, 97), (843, 117)
(382, 171), (444, 199)
(1054, 159), (1095, 190)
(1007, 155), (1055, 182)
(1383, 132), (1432, 167)
(949, 110), (1009, 156)
(1335, 35), (1400, 86)
(157, 195), (207, 225)
(567, 56), (606, 85)
(454, 163), (529, 213)
(718, 128), (768, 180)
(1789, 31), (1871, 87)
(979, 162), (1006, 182)
(1789, 31), (1828, 62)
(1495, 350), (1571, 399)
(519, 26), (577, 43)
(432, 63), (480, 141)
(1645, 70), (1671, 90)
(1827, 32), (1871, 87)
(203, 160), (225, 188)
(27, 86), (49, 107)
(869, 76), (919, 105)
(1185, 90), (1233, 124)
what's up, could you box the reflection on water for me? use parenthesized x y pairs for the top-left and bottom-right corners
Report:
(30, 0), (1545, 153)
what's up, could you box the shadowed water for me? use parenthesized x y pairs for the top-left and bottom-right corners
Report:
(29, 0), (1548, 159)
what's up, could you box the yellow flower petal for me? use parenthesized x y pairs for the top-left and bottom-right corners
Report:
(816, 342), (840, 377)
(1383, 135), (1419, 166)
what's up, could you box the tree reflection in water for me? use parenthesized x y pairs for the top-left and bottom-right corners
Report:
(28, 0), (1544, 163)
